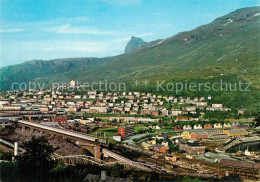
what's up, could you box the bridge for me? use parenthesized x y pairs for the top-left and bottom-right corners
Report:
(102, 149), (175, 173)
(102, 148), (152, 171)
(0, 116), (22, 121)
(17, 120), (98, 142)
(14, 120), (175, 172)
(0, 137), (25, 153)
(17, 120), (102, 159)
(223, 136), (260, 151)
(52, 154), (107, 166)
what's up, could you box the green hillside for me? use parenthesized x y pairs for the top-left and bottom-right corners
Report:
(0, 6), (259, 110)
(0, 57), (113, 90)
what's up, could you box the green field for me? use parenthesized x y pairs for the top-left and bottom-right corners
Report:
(91, 127), (118, 138)
(134, 125), (148, 133)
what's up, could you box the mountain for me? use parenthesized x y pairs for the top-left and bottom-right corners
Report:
(0, 57), (113, 91)
(1, 6), (259, 110)
(124, 36), (147, 54)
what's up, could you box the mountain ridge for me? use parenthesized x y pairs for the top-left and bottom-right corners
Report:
(0, 6), (259, 110)
(124, 36), (147, 54)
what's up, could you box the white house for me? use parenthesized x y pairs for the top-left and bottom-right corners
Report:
(183, 125), (192, 130)
(194, 124), (202, 129)
(113, 135), (122, 142)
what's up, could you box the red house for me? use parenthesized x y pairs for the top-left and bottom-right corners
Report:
(153, 144), (169, 153)
(234, 125), (249, 130)
(174, 126), (182, 131)
(176, 116), (190, 121)
(54, 116), (68, 124)
(191, 132), (208, 139)
(204, 124), (212, 129)
(151, 111), (159, 116)
(66, 95), (72, 99)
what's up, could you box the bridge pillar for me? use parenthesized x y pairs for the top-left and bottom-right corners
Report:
(94, 146), (101, 160)
(39, 130), (43, 135)
(49, 132), (55, 137)
(30, 128), (34, 135)
(21, 125), (25, 133)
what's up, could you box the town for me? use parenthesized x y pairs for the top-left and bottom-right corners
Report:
(0, 80), (259, 181)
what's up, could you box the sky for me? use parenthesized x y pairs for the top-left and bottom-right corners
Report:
(0, 0), (259, 67)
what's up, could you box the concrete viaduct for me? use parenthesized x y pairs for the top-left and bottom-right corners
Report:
(17, 120), (102, 159)
(15, 120), (156, 171)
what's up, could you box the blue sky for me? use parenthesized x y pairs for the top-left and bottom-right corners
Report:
(0, 0), (259, 67)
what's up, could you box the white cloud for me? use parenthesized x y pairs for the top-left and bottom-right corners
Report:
(5, 39), (124, 54)
(114, 36), (133, 42)
(0, 28), (24, 33)
(0, 16), (90, 32)
(135, 32), (155, 37)
(114, 32), (154, 43)
(44, 41), (112, 53)
(1, 39), (125, 65)
(24, 16), (90, 26)
(48, 24), (134, 35)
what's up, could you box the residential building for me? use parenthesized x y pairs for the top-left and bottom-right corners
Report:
(223, 129), (248, 137)
(234, 125), (249, 130)
(208, 133), (229, 139)
(196, 102), (207, 107)
(54, 116), (68, 124)
(129, 110), (138, 115)
(118, 125), (134, 138)
(223, 123), (231, 128)
(176, 116), (190, 121)
(113, 135), (122, 142)
(214, 123), (223, 128)
(151, 111), (159, 116)
(183, 125), (192, 130)
(142, 142), (152, 149)
(89, 106), (108, 113)
(194, 124), (202, 130)
(212, 104), (223, 108)
(172, 109), (182, 116)
(2, 105), (22, 111)
(181, 131), (191, 140)
(70, 80), (76, 87)
(179, 144), (205, 155)
(204, 124), (212, 129)
(190, 131), (208, 139)
(141, 108), (151, 115)
(40, 106), (49, 113)
(238, 109), (246, 115)
(153, 144), (169, 153)
(173, 126), (182, 131)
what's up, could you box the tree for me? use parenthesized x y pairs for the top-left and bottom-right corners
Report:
(111, 162), (123, 177)
(0, 149), (12, 160)
(149, 172), (159, 181)
(169, 144), (179, 153)
(18, 136), (57, 175)
(253, 112), (260, 127)
(182, 176), (200, 182)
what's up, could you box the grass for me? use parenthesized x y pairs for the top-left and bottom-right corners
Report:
(134, 125), (148, 133)
(91, 127), (117, 138)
